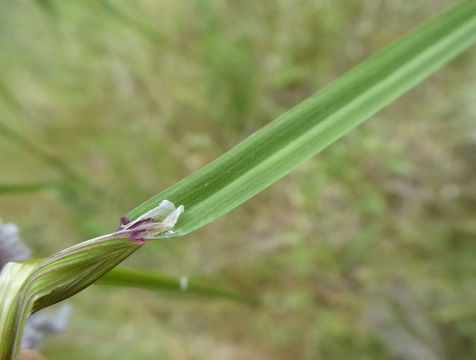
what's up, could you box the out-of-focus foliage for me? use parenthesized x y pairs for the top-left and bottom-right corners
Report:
(0, 0), (474, 359)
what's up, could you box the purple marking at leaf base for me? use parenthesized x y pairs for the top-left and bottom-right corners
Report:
(116, 216), (161, 243)
(119, 216), (130, 228)
(129, 218), (154, 229)
(129, 229), (147, 243)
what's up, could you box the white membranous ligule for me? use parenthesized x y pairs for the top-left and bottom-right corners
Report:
(118, 200), (184, 242)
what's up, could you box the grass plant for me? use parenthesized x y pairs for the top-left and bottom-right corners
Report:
(0, 1), (474, 359)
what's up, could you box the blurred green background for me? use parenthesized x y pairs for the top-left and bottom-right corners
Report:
(0, 0), (475, 359)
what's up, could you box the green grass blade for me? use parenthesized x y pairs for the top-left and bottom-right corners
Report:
(99, 266), (259, 305)
(1, 2), (475, 358)
(127, 0), (476, 236)
(0, 120), (108, 203)
(0, 201), (183, 359)
(0, 261), (37, 358)
(0, 122), (81, 186)
(0, 239), (141, 360)
(0, 183), (57, 195)
(96, 0), (164, 42)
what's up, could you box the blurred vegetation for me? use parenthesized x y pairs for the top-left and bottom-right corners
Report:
(0, 0), (475, 359)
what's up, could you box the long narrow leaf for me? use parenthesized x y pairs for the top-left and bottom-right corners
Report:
(127, 0), (476, 236)
(99, 266), (258, 305)
(0, 183), (57, 195)
(0, 2), (475, 359)
(0, 121), (106, 201)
